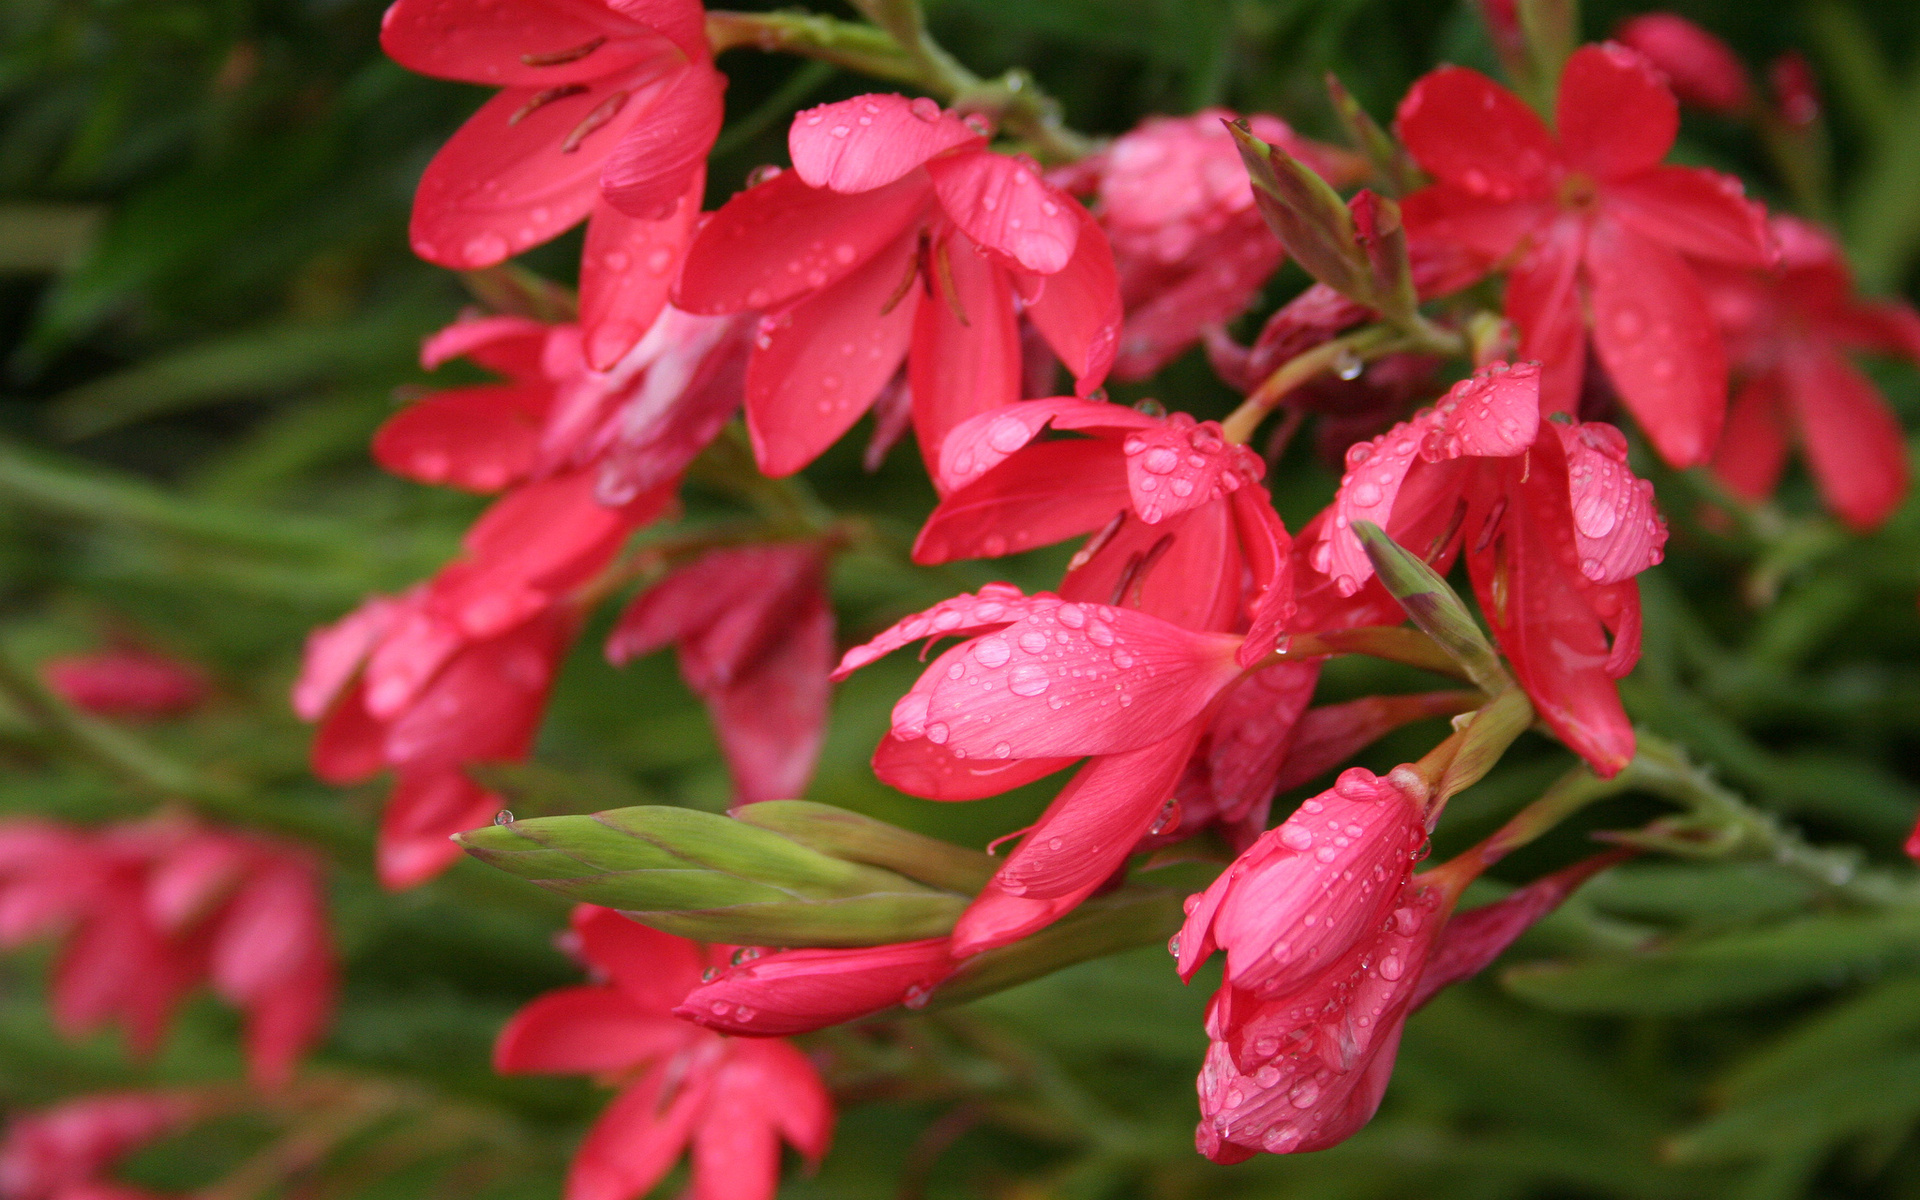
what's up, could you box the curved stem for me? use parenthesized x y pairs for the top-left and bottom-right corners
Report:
(1220, 325), (1410, 445)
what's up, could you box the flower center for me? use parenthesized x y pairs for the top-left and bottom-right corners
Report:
(1556, 171), (1600, 211)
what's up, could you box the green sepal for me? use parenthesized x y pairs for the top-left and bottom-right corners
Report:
(1353, 520), (1509, 695)
(1229, 121), (1371, 305)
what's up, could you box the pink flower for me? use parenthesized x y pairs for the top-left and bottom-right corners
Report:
(375, 308), (750, 503)
(675, 94), (1121, 477)
(40, 649), (207, 720)
(1186, 814), (1626, 1160)
(0, 819), (334, 1088)
(380, 0), (723, 366)
(1614, 14), (1752, 115)
(1310, 362), (1668, 775)
(1080, 111), (1362, 379)
(834, 588), (1246, 952)
(917, 399), (1291, 654)
(607, 543), (835, 805)
(1701, 215), (1917, 530)
(0, 1091), (199, 1200)
(1398, 43), (1772, 466)
(496, 907), (833, 1200)
(675, 938), (958, 1036)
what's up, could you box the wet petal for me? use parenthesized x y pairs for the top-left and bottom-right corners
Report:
(1395, 66), (1558, 200)
(1556, 42), (1678, 181)
(789, 94), (982, 193)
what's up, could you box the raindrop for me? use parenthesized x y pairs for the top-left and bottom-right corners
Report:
(701, 967), (720, 982)
(1279, 825), (1313, 852)
(1008, 663), (1050, 696)
(493, 810), (515, 826)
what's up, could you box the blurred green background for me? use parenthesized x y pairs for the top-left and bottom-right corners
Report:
(6, 0), (1920, 1197)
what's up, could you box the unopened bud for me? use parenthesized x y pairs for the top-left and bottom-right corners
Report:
(1227, 121), (1370, 304)
(732, 801), (996, 894)
(1352, 521), (1508, 695)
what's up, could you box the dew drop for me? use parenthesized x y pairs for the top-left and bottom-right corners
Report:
(973, 636), (1012, 668)
(1279, 825), (1313, 852)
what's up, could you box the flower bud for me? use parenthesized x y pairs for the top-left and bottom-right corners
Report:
(676, 938), (957, 1036)
(41, 650), (207, 720)
(1177, 768), (1427, 996)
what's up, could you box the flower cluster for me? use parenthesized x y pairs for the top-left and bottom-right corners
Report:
(0, 818), (334, 1089)
(274, 0), (1920, 1183)
(0, 1090), (200, 1200)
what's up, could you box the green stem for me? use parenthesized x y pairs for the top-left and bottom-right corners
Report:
(1221, 324), (1422, 445)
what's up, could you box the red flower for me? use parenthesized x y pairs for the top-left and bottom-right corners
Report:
(40, 649), (207, 720)
(1183, 780), (1626, 1161)
(1702, 216), (1918, 530)
(675, 94), (1122, 477)
(380, 0), (723, 366)
(0, 819), (334, 1088)
(1311, 362), (1668, 775)
(675, 937), (958, 1036)
(496, 907), (833, 1200)
(1078, 111), (1361, 379)
(607, 543), (836, 805)
(1398, 44), (1772, 466)
(1614, 14), (1752, 115)
(374, 308), (750, 501)
(918, 399), (1291, 652)
(0, 1091), (200, 1200)
(835, 588), (1246, 952)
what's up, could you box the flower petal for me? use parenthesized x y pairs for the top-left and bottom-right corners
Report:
(909, 234), (1023, 474)
(926, 152), (1081, 275)
(1711, 373), (1791, 504)
(1506, 217), (1588, 419)
(377, 770), (501, 890)
(379, 0), (669, 88)
(789, 94), (982, 193)
(871, 733), (1076, 800)
(407, 69), (670, 268)
(1556, 43), (1678, 181)
(1024, 204), (1122, 391)
(1553, 421), (1667, 583)
(742, 232), (919, 478)
(912, 438), (1131, 564)
(494, 984), (687, 1074)
(831, 583), (1050, 679)
(708, 594), (833, 805)
(675, 169), (929, 315)
(578, 181), (702, 370)
(372, 385), (551, 493)
(1585, 217), (1728, 467)
(1781, 344), (1910, 530)
(1604, 166), (1771, 266)
(916, 603), (1241, 759)
(1395, 66), (1558, 200)
(675, 938), (955, 1036)
(567, 1067), (705, 1200)
(599, 62), (725, 219)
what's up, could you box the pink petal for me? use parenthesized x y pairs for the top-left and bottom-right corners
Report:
(1413, 849), (1632, 1009)
(377, 770), (501, 890)
(1604, 166), (1771, 266)
(909, 235), (1023, 473)
(598, 62), (724, 219)
(708, 593), (833, 804)
(1024, 205), (1121, 391)
(926, 151), (1081, 275)
(1471, 464), (1636, 777)
(1419, 360), (1542, 460)
(743, 231), (919, 478)
(407, 68), (669, 268)
(871, 733), (1076, 800)
(915, 604), (1239, 761)
(420, 314), (550, 375)
(242, 949), (334, 1089)
(1506, 216), (1588, 419)
(675, 938), (955, 1035)
(1272, 691), (1478, 794)
(292, 593), (403, 722)
(372, 384), (551, 493)
(379, 0), (671, 87)
(1556, 43), (1679, 182)
(566, 1067), (706, 1200)
(209, 861), (326, 1003)
(309, 683), (387, 785)
(1121, 417), (1263, 526)
(934, 396), (1114, 493)
(789, 94), (981, 193)
(734, 1038), (835, 1162)
(1314, 420), (1429, 593)
(494, 984), (689, 1073)
(1781, 344), (1910, 530)
(1614, 14), (1752, 115)
(831, 583), (1051, 680)
(1111, 224), (1282, 381)
(1201, 660), (1321, 824)
(1061, 505), (1243, 635)
(952, 727), (1203, 954)
(578, 181), (702, 370)
(362, 600), (463, 720)
(1394, 66), (1558, 200)
(1711, 373), (1791, 504)
(380, 614), (567, 770)
(145, 835), (250, 932)
(606, 0), (708, 61)
(914, 440), (1131, 564)
(675, 170), (930, 315)
(574, 904), (710, 1013)
(1553, 421), (1668, 583)
(1585, 217), (1728, 467)
(608, 543), (820, 685)
(688, 1082), (780, 1200)
(1398, 185), (1547, 265)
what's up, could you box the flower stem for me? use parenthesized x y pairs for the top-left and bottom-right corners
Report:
(1219, 324), (1411, 445)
